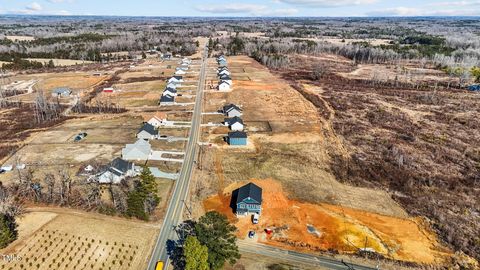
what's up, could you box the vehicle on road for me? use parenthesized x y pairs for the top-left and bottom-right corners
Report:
(248, 231), (256, 238)
(155, 261), (164, 270)
(252, 213), (259, 224)
(160, 135), (168, 138)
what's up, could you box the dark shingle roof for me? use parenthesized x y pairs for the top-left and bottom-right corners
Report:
(228, 131), (247, 139)
(173, 75), (183, 80)
(109, 158), (133, 175)
(160, 94), (175, 103)
(223, 104), (242, 113)
(236, 183), (262, 204)
(138, 123), (158, 135)
(225, 116), (243, 126)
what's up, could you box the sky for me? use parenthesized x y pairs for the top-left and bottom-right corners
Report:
(1, 0), (480, 17)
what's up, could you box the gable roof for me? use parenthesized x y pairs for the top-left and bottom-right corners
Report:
(173, 75), (183, 80)
(53, 87), (71, 94)
(223, 104), (242, 113)
(219, 74), (231, 80)
(110, 158), (133, 174)
(160, 94), (175, 103)
(123, 139), (151, 157)
(138, 123), (158, 135)
(219, 80), (231, 86)
(142, 112), (167, 122)
(236, 182), (262, 205)
(225, 116), (244, 126)
(228, 131), (247, 139)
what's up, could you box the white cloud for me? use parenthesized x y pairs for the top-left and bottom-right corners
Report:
(26, 2), (43, 11)
(195, 4), (299, 16)
(195, 4), (267, 14)
(366, 6), (480, 16)
(276, 0), (377, 7)
(426, 0), (480, 7)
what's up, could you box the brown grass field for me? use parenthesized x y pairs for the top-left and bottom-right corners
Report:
(190, 55), (470, 267)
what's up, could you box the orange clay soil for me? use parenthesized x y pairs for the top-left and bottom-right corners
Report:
(203, 179), (451, 265)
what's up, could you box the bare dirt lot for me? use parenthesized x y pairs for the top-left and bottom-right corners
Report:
(0, 208), (158, 270)
(204, 179), (450, 265)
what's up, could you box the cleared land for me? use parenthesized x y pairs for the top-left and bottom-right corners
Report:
(25, 58), (94, 66)
(274, 54), (480, 265)
(0, 208), (158, 270)
(204, 179), (450, 265)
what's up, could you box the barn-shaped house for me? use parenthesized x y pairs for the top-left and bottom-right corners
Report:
(235, 182), (262, 216)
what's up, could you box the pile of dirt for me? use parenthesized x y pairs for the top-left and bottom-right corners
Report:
(204, 179), (450, 265)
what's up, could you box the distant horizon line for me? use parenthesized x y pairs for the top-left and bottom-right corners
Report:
(1, 14), (480, 19)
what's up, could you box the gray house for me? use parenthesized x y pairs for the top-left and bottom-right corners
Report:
(223, 104), (242, 117)
(235, 183), (262, 216)
(122, 139), (152, 161)
(137, 123), (159, 140)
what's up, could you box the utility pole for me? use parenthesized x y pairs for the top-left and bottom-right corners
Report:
(182, 199), (192, 218)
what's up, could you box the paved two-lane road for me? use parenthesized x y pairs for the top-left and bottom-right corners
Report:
(238, 240), (378, 270)
(147, 46), (208, 270)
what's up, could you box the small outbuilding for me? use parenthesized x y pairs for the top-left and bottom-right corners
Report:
(227, 131), (248, 146)
(234, 182), (262, 216)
